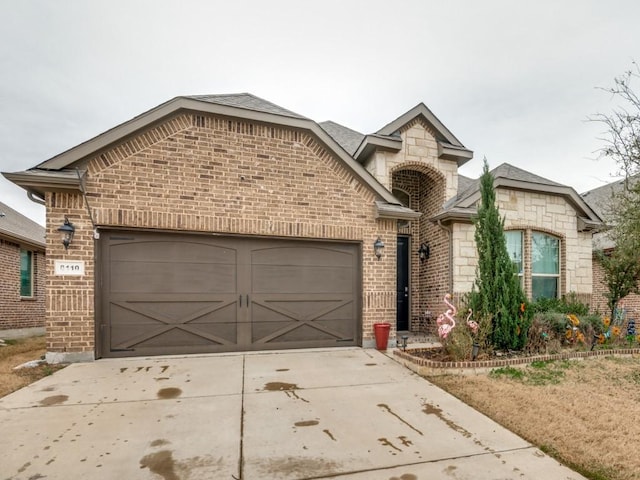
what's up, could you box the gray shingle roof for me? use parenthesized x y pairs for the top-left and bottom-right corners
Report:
(581, 176), (637, 250)
(0, 201), (45, 248)
(185, 93), (308, 120)
(581, 177), (631, 221)
(318, 121), (365, 156)
(436, 163), (602, 231)
(449, 163), (564, 207)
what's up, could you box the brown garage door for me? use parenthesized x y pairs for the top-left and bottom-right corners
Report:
(98, 231), (360, 358)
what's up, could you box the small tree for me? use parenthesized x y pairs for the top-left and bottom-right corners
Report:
(591, 65), (640, 316)
(596, 238), (640, 319)
(469, 159), (530, 350)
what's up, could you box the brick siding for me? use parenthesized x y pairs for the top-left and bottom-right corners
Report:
(44, 113), (397, 356)
(0, 238), (45, 330)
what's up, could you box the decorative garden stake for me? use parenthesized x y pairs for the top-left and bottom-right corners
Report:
(436, 293), (457, 339)
(466, 309), (478, 334)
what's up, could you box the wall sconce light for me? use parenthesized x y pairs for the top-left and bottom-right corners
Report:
(57, 216), (75, 250)
(373, 237), (385, 261)
(418, 242), (430, 262)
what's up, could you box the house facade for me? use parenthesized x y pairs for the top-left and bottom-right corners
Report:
(0, 201), (46, 332)
(3, 94), (602, 362)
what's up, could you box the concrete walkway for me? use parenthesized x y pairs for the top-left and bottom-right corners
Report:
(0, 348), (585, 480)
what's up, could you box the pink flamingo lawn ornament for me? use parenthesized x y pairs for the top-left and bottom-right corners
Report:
(466, 309), (478, 335)
(436, 293), (457, 339)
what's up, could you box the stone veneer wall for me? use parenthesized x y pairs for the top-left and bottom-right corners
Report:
(452, 188), (594, 302)
(44, 112), (397, 360)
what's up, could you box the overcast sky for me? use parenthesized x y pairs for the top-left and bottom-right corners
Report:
(1, 0), (638, 226)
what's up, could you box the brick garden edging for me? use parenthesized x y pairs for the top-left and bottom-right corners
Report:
(392, 346), (640, 376)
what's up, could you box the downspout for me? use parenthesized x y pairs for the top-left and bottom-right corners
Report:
(76, 168), (97, 233)
(437, 219), (454, 293)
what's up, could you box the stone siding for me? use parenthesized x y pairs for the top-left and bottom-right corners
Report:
(452, 188), (594, 300)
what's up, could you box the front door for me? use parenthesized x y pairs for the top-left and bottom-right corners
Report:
(396, 236), (410, 331)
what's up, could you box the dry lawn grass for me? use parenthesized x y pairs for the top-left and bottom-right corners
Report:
(427, 355), (640, 480)
(0, 336), (64, 398)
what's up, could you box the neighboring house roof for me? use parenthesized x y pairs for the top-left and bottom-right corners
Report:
(3, 94), (421, 221)
(433, 163), (603, 231)
(581, 177), (631, 221)
(581, 176), (636, 251)
(0, 201), (45, 249)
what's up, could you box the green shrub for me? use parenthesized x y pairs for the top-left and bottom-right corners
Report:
(530, 292), (590, 315)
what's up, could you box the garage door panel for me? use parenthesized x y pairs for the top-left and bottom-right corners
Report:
(110, 262), (236, 294)
(252, 322), (342, 343)
(250, 297), (353, 322)
(251, 246), (353, 266)
(252, 265), (353, 294)
(108, 301), (238, 326)
(110, 240), (237, 264)
(114, 325), (236, 349)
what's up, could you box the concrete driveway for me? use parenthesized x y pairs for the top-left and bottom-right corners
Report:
(0, 348), (584, 480)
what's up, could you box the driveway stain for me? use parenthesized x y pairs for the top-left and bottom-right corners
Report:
(39, 395), (68, 406)
(422, 402), (472, 438)
(151, 439), (171, 447)
(140, 450), (178, 480)
(378, 437), (402, 452)
(323, 429), (337, 441)
(257, 456), (340, 477)
(377, 404), (423, 435)
(263, 382), (309, 403)
(294, 420), (319, 427)
(157, 388), (182, 399)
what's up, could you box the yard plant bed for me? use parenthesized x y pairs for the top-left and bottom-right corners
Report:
(420, 353), (640, 480)
(0, 336), (64, 398)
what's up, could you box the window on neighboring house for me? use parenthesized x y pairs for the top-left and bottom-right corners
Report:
(531, 232), (560, 300)
(20, 249), (34, 298)
(505, 230), (561, 300)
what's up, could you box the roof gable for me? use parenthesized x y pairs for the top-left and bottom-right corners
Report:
(3, 93), (411, 214)
(434, 162), (602, 230)
(372, 103), (472, 166)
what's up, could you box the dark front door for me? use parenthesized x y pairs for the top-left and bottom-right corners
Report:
(99, 231), (360, 358)
(396, 236), (410, 331)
